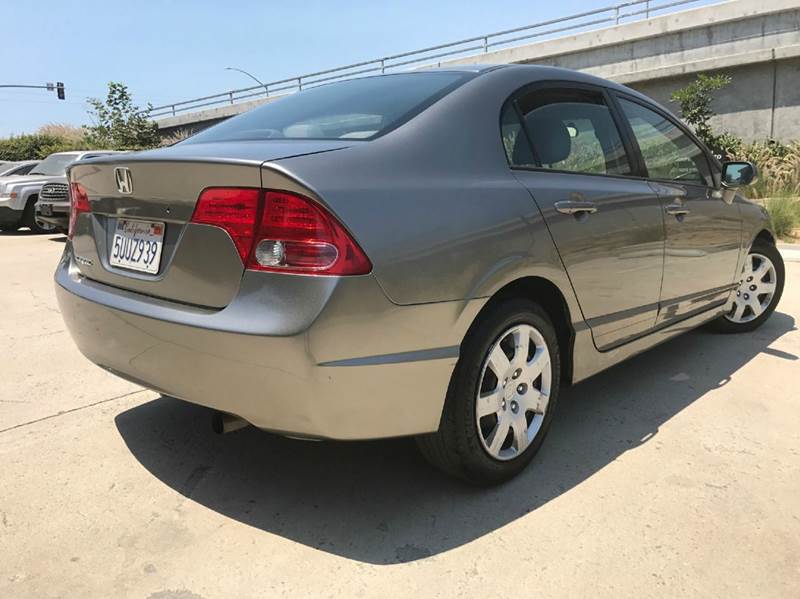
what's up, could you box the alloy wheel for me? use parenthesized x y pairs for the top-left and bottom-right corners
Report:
(725, 253), (777, 324)
(475, 324), (552, 461)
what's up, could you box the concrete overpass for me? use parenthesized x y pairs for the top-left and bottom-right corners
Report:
(156, 0), (800, 142)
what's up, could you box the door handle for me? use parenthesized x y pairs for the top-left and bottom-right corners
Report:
(555, 200), (597, 215)
(665, 203), (690, 216)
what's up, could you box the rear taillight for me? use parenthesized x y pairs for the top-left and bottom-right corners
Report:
(190, 188), (371, 276)
(191, 188), (260, 263)
(68, 182), (90, 239)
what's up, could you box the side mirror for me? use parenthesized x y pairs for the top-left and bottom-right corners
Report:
(721, 161), (758, 188)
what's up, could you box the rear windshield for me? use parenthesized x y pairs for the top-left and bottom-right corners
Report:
(184, 72), (472, 143)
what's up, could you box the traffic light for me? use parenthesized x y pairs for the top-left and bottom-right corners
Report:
(56, 82), (65, 100)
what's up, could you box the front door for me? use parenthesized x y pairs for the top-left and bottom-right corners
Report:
(615, 96), (742, 324)
(503, 85), (666, 350)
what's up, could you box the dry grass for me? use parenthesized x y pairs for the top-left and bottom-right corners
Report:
(736, 141), (800, 199)
(734, 142), (800, 239)
(764, 196), (800, 240)
(159, 130), (192, 147)
(36, 123), (86, 143)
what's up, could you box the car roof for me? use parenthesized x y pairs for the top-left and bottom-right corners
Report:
(466, 63), (669, 109)
(453, 63), (634, 90)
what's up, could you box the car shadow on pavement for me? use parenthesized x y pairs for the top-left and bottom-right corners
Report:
(0, 229), (36, 236)
(115, 311), (796, 564)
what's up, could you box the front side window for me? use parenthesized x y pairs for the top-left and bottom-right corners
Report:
(185, 72), (472, 143)
(505, 88), (632, 177)
(618, 97), (711, 186)
(14, 163), (36, 175)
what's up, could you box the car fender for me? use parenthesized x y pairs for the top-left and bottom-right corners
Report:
(733, 196), (774, 278)
(7, 181), (45, 211)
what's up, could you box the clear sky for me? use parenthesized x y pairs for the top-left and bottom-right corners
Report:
(1, 0), (713, 137)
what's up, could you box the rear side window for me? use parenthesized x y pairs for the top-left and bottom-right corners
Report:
(185, 72), (471, 143)
(617, 97), (712, 186)
(501, 106), (532, 166)
(504, 88), (632, 177)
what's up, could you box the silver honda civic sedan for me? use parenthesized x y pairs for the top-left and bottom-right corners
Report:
(57, 65), (784, 484)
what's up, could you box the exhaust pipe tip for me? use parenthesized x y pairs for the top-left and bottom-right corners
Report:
(211, 411), (249, 435)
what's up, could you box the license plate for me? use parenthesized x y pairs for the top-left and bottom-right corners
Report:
(39, 204), (53, 216)
(110, 219), (165, 274)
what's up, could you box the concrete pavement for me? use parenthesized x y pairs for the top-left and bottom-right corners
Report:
(1, 232), (799, 598)
(779, 243), (800, 262)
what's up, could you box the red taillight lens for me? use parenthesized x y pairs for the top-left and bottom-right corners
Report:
(191, 188), (260, 263)
(68, 182), (90, 239)
(190, 188), (371, 276)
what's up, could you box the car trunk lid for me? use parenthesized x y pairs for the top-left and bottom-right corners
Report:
(68, 142), (351, 308)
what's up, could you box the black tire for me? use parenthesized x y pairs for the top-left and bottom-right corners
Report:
(22, 197), (55, 234)
(709, 239), (785, 334)
(416, 299), (561, 485)
(0, 224), (19, 232)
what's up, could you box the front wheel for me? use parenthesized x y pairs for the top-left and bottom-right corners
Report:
(416, 299), (560, 485)
(22, 198), (56, 234)
(711, 240), (785, 333)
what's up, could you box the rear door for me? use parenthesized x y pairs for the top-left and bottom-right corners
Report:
(504, 84), (665, 350)
(614, 95), (742, 324)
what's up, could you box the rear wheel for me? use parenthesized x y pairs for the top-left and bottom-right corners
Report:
(416, 299), (560, 485)
(710, 240), (784, 333)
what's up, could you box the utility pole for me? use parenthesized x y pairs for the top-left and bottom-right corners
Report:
(0, 83), (66, 100)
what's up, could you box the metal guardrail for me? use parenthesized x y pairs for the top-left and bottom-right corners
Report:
(148, 0), (709, 120)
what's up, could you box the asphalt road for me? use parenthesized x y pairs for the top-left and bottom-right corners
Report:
(1, 232), (799, 598)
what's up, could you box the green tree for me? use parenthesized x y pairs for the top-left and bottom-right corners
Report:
(670, 73), (740, 158)
(84, 82), (159, 150)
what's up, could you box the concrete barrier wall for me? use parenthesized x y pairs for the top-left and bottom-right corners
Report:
(158, 0), (800, 142)
(443, 0), (800, 142)
(631, 57), (800, 141)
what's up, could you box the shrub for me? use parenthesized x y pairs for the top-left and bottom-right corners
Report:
(736, 141), (800, 199)
(0, 133), (93, 161)
(764, 196), (800, 239)
(671, 73), (742, 158)
(84, 82), (159, 150)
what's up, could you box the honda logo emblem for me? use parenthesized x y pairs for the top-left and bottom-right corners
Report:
(114, 167), (133, 194)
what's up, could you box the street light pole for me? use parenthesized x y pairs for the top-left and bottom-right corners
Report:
(224, 67), (268, 96)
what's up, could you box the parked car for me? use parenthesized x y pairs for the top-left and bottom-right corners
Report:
(0, 161), (39, 177)
(32, 151), (122, 233)
(0, 162), (41, 217)
(57, 66), (783, 484)
(1, 152), (118, 233)
(0, 172), (52, 233)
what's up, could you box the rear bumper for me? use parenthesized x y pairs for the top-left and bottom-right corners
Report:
(56, 244), (478, 440)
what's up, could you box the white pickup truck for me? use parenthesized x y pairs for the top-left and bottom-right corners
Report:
(0, 150), (119, 233)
